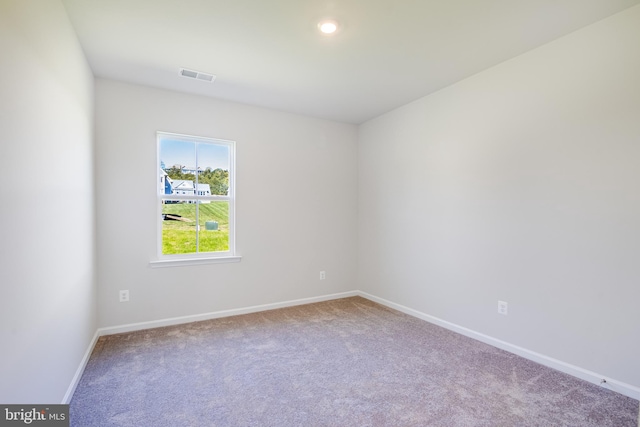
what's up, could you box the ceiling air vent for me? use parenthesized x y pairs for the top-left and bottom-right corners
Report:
(179, 68), (216, 83)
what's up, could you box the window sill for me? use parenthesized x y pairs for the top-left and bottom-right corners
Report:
(149, 256), (242, 268)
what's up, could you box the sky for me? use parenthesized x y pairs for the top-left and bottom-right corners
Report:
(159, 135), (230, 171)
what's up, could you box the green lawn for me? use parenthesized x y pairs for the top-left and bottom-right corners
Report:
(162, 201), (229, 254)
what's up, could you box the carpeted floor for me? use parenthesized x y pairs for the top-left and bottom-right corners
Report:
(70, 297), (638, 426)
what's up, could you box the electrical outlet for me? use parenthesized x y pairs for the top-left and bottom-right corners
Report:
(119, 290), (130, 302)
(319, 271), (326, 280)
(498, 300), (508, 315)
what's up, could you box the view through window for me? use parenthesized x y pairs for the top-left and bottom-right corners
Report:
(157, 132), (235, 257)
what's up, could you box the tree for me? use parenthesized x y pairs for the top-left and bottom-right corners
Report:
(200, 168), (229, 195)
(165, 166), (229, 195)
(165, 165), (195, 182)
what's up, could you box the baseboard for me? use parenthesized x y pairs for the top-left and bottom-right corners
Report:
(65, 291), (358, 402)
(62, 329), (100, 404)
(357, 291), (640, 401)
(66, 290), (639, 403)
(97, 290), (359, 336)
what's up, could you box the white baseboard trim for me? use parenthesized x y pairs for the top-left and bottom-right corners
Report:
(65, 291), (358, 402)
(97, 290), (359, 336)
(62, 329), (100, 404)
(66, 290), (639, 403)
(357, 291), (640, 401)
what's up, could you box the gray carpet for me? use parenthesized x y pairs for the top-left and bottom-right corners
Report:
(70, 297), (638, 426)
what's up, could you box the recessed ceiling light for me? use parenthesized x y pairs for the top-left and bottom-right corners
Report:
(318, 20), (338, 35)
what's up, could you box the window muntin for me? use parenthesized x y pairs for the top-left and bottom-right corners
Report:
(157, 132), (235, 258)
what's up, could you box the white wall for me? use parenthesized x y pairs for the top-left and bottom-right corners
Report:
(358, 5), (640, 389)
(0, 0), (96, 403)
(4, 0), (636, 404)
(95, 80), (358, 328)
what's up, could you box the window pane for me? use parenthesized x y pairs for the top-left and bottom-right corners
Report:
(198, 201), (229, 252)
(157, 132), (234, 259)
(159, 138), (196, 196)
(162, 201), (197, 255)
(197, 143), (230, 196)
(161, 201), (229, 254)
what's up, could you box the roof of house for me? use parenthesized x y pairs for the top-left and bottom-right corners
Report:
(172, 180), (194, 190)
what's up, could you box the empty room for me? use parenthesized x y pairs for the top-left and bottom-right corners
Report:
(1, 0), (639, 425)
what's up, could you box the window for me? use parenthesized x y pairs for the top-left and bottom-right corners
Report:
(156, 132), (236, 263)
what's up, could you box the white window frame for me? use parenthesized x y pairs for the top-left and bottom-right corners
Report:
(151, 132), (240, 267)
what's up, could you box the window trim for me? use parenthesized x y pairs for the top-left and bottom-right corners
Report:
(154, 131), (239, 264)
(149, 255), (242, 268)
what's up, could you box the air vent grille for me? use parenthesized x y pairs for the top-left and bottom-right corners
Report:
(180, 68), (216, 83)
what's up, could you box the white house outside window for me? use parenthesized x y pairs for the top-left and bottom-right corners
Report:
(156, 132), (236, 262)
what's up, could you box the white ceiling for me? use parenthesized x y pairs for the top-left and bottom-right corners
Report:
(62, 0), (640, 124)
